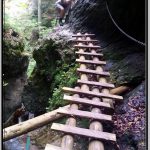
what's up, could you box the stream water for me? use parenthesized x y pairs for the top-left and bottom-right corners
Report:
(4, 138), (23, 150)
(3, 112), (40, 150)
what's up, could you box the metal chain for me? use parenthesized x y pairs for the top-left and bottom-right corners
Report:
(106, 1), (146, 46)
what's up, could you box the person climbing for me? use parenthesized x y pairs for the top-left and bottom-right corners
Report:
(55, 0), (74, 26)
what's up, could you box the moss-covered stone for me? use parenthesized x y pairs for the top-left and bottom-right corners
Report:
(21, 26), (77, 115)
(3, 27), (29, 79)
(3, 26), (29, 122)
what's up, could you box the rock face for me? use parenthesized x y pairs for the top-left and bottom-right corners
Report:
(68, 0), (145, 45)
(3, 28), (29, 122)
(21, 26), (77, 115)
(65, 0), (145, 149)
(112, 54), (144, 85)
(67, 0), (145, 86)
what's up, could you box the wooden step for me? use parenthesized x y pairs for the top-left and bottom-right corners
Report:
(51, 123), (116, 142)
(76, 59), (106, 65)
(45, 144), (62, 150)
(72, 39), (98, 43)
(77, 79), (115, 88)
(75, 51), (103, 57)
(77, 68), (110, 76)
(57, 108), (112, 121)
(72, 34), (95, 37)
(63, 95), (112, 109)
(62, 87), (123, 100)
(74, 45), (100, 49)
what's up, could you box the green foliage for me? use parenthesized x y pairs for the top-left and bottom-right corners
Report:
(55, 117), (67, 124)
(4, 13), (57, 53)
(39, 26), (52, 38)
(27, 57), (36, 78)
(3, 80), (8, 87)
(39, 18), (57, 37)
(78, 118), (89, 129)
(4, 12), (38, 51)
(47, 62), (79, 111)
(51, 19), (57, 28)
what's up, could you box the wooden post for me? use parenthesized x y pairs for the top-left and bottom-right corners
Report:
(86, 37), (104, 150)
(61, 33), (89, 150)
(61, 90), (79, 150)
(110, 86), (130, 95)
(61, 33), (83, 150)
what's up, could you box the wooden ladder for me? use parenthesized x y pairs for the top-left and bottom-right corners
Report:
(45, 33), (123, 150)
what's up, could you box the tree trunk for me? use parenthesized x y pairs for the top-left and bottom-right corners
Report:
(38, 0), (41, 24)
(38, 0), (41, 37)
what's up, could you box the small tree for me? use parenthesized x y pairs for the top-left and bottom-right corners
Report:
(38, 0), (41, 36)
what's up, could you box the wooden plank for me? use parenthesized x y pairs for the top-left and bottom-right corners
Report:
(77, 68), (110, 76)
(76, 59), (106, 65)
(75, 51), (103, 57)
(77, 79), (115, 88)
(57, 108), (112, 121)
(45, 144), (62, 150)
(74, 45), (100, 49)
(63, 95), (112, 108)
(72, 39), (98, 42)
(51, 123), (116, 142)
(72, 34), (95, 37)
(62, 87), (123, 100)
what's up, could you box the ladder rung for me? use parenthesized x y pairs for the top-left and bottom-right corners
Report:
(74, 45), (100, 49)
(77, 68), (110, 76)
(72, 34), (95, 37)
(75, 51), (103, 57)
(57, 108), (112, 121)
(45, 144), (62, 150)
(62, 87), (123, 100)
(76, 59), (106, 65)
(51, 123), (116, 142)
(77, 79), (115, 88)
(63, 95), (112, 108)
(72, 39), (98, 42)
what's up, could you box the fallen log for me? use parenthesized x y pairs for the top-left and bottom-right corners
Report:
(110, 86), (130, 95)
(3, 105), (70, 141)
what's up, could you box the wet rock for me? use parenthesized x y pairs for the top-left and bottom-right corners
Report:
(67, 0), (144, 45)
(66, 0), (145, 86)
(109, 53), (145, 86)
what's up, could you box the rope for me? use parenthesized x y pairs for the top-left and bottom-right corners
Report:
(105, 1), (146, 46)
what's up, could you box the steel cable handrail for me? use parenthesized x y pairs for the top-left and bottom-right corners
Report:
(106, 1), (146, 46)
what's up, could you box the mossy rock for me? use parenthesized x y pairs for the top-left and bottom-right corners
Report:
(3, 27), (29, 79)
(21, 27), (76, 114)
